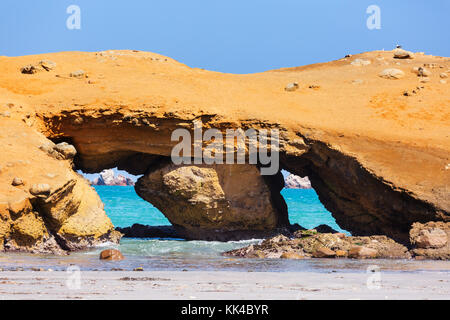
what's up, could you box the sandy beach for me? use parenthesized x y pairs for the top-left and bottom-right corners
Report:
(0, 270), (448, 300)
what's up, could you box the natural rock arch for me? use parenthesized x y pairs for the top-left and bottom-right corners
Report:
(0, 49), (448, 253)
(39, 109), (448, 244)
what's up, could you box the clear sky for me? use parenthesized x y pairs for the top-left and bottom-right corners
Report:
(1, 0), (448, 74)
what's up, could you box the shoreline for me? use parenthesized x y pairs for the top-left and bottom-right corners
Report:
(0, 270), (448, 299)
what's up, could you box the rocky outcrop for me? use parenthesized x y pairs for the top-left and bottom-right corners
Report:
(223, 231), (411, 259)
(92, 169), (135, 186)
(0, 119), (121, 254)
(409, 222), (449, 260)
(284, 174), (311, 189)
(135, 162), (289, 240)
(0, 49), (449, 251)
(116, 224), (181, 239)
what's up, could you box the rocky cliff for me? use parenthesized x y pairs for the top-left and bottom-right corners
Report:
(284, 174), (312, 189)
(0, 49), (448, 253)
(92, 169), (135, 186)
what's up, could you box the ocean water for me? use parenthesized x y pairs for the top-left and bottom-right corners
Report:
(96, 186), (348, 233)
(1, 186), (449, 273)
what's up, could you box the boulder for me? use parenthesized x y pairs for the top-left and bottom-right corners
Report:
(135, 162), (288, 240)
(348, 246), (377, 259)
(285, 82), (299, 92)
(379, 68), (405, 79)
(393, 49), (414, 59)
(29, 184), (51, 197)
(99, 249), (124, 261)
(280, 252), (305, 259)
(20, 65), (40, 74)
(312, 246), (336, 258)
(350, 59), (371, 66)
(313, 224), (339, 234)
(38, 60), (56, 71)
(410, 222), (449, 259)
(414, 228), (447, 249)
(54, 142), (77, 159)
(11, 177), (24, 186)
(417, 67), (432, 77)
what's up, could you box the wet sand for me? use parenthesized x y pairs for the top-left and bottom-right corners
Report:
(0, 270), (448, 299)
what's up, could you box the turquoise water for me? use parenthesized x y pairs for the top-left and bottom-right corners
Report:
(95, 186), (348, 233)
(0, 187), (358, 272)
(2, 186), (449, 272)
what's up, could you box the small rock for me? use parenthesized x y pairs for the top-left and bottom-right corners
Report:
(280, 252), (305, 259)
(440, 79), (447, 84)
(348, 246), (377, 259)
(308, 84), (320, 89)
(133, 267), (144, 271)
(21, 64), (39, 74)
(11, 177), (24, 186)
(31, 267), (45, 271)
(285, 82), (299, 92)
(54, 142), (77, 159)
(350, 59), (371, 66)
(393, 48), (414, 59)
(99, 249), (124, 261)
(417, 67), (431, 77)
(403, 90), (412, 96)
(314, 225), (339, 234)
(0, 111), (11, 117)
(29, 184), (51, 197)
(335, 250), (347, 257)
(70, 70), (86, 78)
(351, 79), (364, 85)
(440, 73), (448, 78)
(38, 60), (56, 71)
(415, 228), (447, 249)
(312, 247), (336, 258)
(420, 78), (430, 83)
(379, 68), (405, 79)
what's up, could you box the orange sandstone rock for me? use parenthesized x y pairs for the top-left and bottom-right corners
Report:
(99, 249), (124, 261)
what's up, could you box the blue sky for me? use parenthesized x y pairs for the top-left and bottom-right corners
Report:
(2, 1), (448, 180)
(1, 0), (448, 74)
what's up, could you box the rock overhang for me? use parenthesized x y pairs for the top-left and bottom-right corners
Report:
(0, 49), (449, 250)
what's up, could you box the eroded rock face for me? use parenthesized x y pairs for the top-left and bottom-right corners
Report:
(1, 50), (449, 253)
(0, 119), (121, 254)
(282, 141), (445, 244)
(135, 162), (288, 240)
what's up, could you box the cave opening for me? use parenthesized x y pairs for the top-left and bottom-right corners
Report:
(281, 170), (349, 234)
(77, 165), (350, 240)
